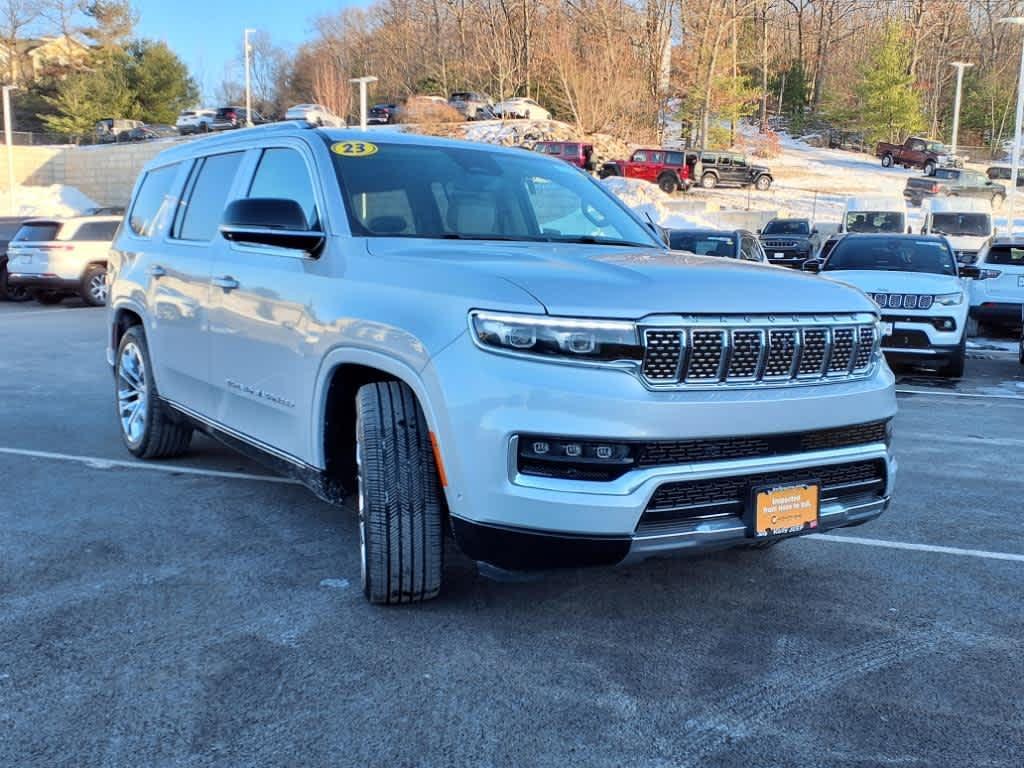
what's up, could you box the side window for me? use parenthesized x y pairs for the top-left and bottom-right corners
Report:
(666, 151), (684, 165)
(547, 143), (562, 155)
(718, 155), (732, 167)
(248, 147), (318, 228)
(732, 155), (747, 168)
(524, 175), (628, 239)
(129, 164), (178, 238)
(909, 139), (925, 152)
(648, 152), (664, 164)
(740, 236), (760, 261)
(174, 152), (244, 241)
(72, 220), (120, 241)
(632, 151), (648, 162)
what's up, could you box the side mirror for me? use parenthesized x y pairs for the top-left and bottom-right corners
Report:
(959, 265), (981, 280)
(811, 228), (818, 235)
(220, 198), (325, 253)
(802, 260), (822, 273)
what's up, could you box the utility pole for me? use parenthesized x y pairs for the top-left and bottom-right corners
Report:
(949, 61), (973, 158)
(3, 86), (15, 216)
(999, 18), (1024, 234)
(760, 2), (769, 132)
(244, 28), (255, 127)
(349, 77), (379, 131)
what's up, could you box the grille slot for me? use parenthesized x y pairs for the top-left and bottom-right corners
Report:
(828, 328), (855, 373)
(639, 317), (878, 387)
(686, 331), (725, 381)
(642, 330), (683, 380)
(798, 329), (828, 376)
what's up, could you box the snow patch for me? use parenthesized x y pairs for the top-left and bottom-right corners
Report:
(14, 185), (99, 218)
(601, 176), (715, 229)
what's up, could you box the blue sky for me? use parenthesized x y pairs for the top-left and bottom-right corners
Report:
(134, 0), (364, 102)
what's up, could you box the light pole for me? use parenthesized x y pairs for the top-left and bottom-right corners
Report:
(349, 76), (378, 131)
(244, 28), (255, 128)
(1000, 17), (1024, 234)
(3, 85), (15, 216)
(949, 61), (973, 158)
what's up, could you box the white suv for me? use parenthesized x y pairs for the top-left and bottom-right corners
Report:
(969, 237), (1024, 333)
(7, 215), (121, 305)
(815, 233), (974, 377)
(106, 124), (896, 604)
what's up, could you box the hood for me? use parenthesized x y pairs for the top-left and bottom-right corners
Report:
(364, 238), (876, 318)
(940, 234), (989, 252)
(822, 269), (963, 295)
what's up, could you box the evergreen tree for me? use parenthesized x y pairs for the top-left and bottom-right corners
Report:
(855, 23), (924, 143)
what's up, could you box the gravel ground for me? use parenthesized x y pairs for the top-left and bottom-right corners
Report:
(1, 301), (1022, 768)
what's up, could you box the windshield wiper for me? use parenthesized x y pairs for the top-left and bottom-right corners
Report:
(439, 233), (530, 242)
(550, 235), (652, 248)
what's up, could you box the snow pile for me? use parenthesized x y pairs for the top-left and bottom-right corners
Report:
(461, 119), (630, 169)
(601, 176), (715, 229)
(14, 185), (98, 218)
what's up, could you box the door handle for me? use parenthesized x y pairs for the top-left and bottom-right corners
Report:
(213, 275), (239, 291)
(147, 265), (166, 278)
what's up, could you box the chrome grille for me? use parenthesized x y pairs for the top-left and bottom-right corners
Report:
(642, 330), (682, 380)
(638, 315), (878, 389)
(763, 239), (797, 249)
(869, 293), (934, 311)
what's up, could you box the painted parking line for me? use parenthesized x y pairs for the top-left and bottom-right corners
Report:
(896, 388), (1024, 402)
(0, 445), (300, 485)
(0, 307), (105, 320)
(810, 533), (1024, 563)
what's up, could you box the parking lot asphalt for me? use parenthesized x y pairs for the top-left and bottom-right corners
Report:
(1, 300), (1023, 768)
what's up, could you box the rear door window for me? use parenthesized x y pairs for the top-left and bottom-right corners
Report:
(72, 221), (120, 241)
(984, 246), (1024, 267)
(665, 151), (684, 165)
(174, 152), (244, 241)
(13, 222), (61, 242)
(128, 164), (178, 237)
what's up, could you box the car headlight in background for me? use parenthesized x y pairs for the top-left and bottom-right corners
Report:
(934, 291), (964, 306)
(470, 311), (642, 364)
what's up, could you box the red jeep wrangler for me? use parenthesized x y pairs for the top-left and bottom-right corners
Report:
(598, 148), (694, 193)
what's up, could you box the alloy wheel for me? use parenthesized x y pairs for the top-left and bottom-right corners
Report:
(117, 342), (148, 444)
(88, 271), (108, 304)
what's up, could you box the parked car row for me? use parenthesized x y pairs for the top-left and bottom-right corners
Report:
(596, 148), (773, 193)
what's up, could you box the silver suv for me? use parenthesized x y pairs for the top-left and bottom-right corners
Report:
(107, 124), (897, 604)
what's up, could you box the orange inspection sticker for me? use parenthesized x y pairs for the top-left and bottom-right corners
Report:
(754, 484), (819, 538)
(331, 141), (378, 157)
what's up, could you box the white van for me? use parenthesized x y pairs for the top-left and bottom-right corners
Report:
(922, 197), (993, 264)
(819, 197), (910, 259)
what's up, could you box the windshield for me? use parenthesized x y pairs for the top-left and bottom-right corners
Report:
(668, 232), (736, 256)
(330, 141), (661, 247)
(845, 211), (905, 234)
(930, 213), (990, 237)
(825, 237), (957, 275)
(763, 220), (809, 235)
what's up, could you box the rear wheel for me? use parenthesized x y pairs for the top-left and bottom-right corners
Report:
(32, 291), (64, 305)
(356, 381), (444, 605)
(924, 160), (936, 176)
(881, 153), (894, 168)
(81, 264), (108, 306)
(941, 339), (967, 378)
(116, 325), (193, 459)
(657, 174), (678, 194)
(0, 264), (30, 302)
(701, 172), (718, 189)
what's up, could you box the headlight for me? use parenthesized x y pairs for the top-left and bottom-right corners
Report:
(934, 291), (964, 306)
(470, 310), (642, 364)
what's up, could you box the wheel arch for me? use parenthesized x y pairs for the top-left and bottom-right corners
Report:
(313, 348), (441, 493)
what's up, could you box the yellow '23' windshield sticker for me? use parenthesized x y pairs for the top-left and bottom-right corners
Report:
(331, 141), (378, 157)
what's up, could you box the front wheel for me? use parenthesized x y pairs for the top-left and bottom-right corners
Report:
(881, 154), (894, 168)
(115, 326), (193, 459)
(701, 172), (718, 189)
(657, 175), (678, 194)
(924, 161), (936, 176)
(942, 339), (967, 378)
(81, 264), (108, 306)
(356, 381), (444, 605)
(754, 175), (772, 191)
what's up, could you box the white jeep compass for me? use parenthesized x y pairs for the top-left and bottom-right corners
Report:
(107, 124), (897, 604)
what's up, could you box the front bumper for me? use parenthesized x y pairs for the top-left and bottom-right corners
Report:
(425, 332), (897, 566)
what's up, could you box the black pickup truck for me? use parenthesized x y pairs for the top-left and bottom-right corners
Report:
(904, 168), (1005, 207)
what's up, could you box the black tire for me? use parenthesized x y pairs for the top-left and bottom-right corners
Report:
(992, 192), (1005, 210)
(81, 264), (108, 307)
(881, 153), (894, 168)
(0, 264), (30, 302)
(942, 339), (967, 378)
(754, 175), (772, 191)
(32, 291), (64, 305)
(115, 325), (193, 459)
(199, 122), (209, 133)
(657, 174), (678, 194)
(924, 160), (936, 176)
(966, 316), (980, 337)
(701, 172), (718, 189)
(356, 381), (444, 605)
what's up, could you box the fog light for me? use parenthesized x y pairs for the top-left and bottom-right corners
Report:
(517, 436), (637, 480)
(941, 319), (954, 330)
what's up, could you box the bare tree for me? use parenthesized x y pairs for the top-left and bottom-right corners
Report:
(0, 0), (42, 84)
